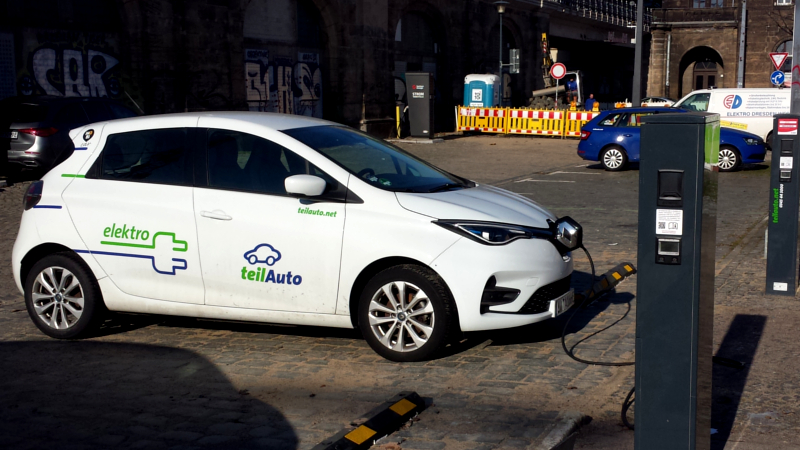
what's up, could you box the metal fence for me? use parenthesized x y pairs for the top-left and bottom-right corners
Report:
(539, 0), (654, 31)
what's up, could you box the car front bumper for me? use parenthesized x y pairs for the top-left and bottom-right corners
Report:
(431, 236), (574, 332)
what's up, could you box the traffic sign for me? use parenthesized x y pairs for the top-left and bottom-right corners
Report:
(770, 52), (789, 71)
(550, 63), (566, 80)
(772, 70), (786, 86)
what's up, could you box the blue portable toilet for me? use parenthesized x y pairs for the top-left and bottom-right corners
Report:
(463, 74), (501, 107)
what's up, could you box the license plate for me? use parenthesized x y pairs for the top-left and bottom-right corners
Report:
(3, 131), (18, 139)
(553, 289), (575, 316)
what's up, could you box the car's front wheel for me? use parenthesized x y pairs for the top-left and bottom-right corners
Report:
(24, 252), (105, 339)
(718, 145), (742, 172)
(601, 146), (628, 171)
(358, 265), (457, 362)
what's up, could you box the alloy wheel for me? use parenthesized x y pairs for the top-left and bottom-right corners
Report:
(719, 148), (738, 171)
(367, 281), (435, 352)
(31, 266), (84, 330)
(603, 148), (624, 170)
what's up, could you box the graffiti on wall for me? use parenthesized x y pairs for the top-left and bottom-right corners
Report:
(245, 49), (323, 118)
(17, 29), (123, 99)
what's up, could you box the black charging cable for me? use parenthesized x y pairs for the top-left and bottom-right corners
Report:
(560, 245), (636, 430)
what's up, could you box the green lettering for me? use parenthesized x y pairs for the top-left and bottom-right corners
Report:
(104, 227), (111, 237)
(241, 267), (248, 279)
(114, 228), (122, 238)
(247, 270), (255, 281)
(142, 230), (149, 240)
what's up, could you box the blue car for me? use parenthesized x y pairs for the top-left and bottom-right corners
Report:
(577, 107), (766, 172)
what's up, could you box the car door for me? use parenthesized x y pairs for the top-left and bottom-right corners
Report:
(63, 122), (205, 304)
(614, 112), (654, 161)
(193, 126), (346, 313)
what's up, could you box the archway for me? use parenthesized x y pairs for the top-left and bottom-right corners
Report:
(392, 6), (451, 131)
(242, 0), (327, 118)
(679, 46), (724, 97)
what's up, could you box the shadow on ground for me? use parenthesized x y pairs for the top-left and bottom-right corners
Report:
(0, 341), (299, 450)
(711, 314), (767, 450)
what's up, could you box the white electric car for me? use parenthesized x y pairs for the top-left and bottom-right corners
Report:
(12, 112), (581, 361)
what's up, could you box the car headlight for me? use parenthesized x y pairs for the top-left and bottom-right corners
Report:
(743, 137), (761, 146)
(433, 216), (583, 254)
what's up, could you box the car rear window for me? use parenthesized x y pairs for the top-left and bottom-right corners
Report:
(11, 103), (48, 123)
(95, 128), (193, 186)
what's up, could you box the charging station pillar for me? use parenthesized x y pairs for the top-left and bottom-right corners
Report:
(405, 72), (434, 138)
(636, 112), (719, 450)
(765, 115), (800, 295)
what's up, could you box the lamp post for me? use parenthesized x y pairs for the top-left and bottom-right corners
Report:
(632, 0), (644, 105)
(494, 1), (509, 77)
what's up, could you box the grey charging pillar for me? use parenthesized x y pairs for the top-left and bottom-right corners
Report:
(636, 112), (719, 450)
(765, 115), (800, 295)
(405, 72), (434, 138)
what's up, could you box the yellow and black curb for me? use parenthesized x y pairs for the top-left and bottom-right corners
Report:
(311, 391), (425, 450)
(574, 262), (637, 304)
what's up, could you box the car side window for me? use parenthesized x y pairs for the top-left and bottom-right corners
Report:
(619, 113), (653, 127)
(599, 114), (621, 126)
(96, 128), (193, 186)
(206, 129), (346, 200)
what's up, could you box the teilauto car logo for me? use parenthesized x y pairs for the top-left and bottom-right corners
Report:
(241, 244), (302, 285)
(723, 94), (742, 109)
(83, 129), (94, 141)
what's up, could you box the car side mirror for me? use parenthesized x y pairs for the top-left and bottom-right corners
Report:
(285, 174), (326, 197)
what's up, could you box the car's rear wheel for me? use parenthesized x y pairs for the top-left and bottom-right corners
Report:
(601, 146), (628, 171)
(718, 145), (741, 172)
(25, 252), (105, 339)
(358, 265), (456, 362)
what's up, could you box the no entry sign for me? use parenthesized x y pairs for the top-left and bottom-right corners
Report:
(550, 63), (566, 80)
(778, 118), (798, 135)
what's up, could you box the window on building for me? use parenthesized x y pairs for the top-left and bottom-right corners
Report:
(777, 40), (793, 73)
(693, 0), (724, 7)
(775, 0), (792, 6)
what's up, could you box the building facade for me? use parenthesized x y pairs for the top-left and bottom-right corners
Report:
(647, 0), (794, 100)
(1, 0), (646, 135)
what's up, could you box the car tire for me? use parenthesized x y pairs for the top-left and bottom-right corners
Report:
(24, 252), (106, 339)
(601, 146), (628, 171)
(718, 145), (742, 172)
(358, 264), (457, 362)
(766, 132), (773, 151)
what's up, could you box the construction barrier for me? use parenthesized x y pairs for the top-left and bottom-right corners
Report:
(507, 109), (564, 136)
(457, 107), (507, 133)
(565, 111), (601, 137)
(456, 106), (600, 138)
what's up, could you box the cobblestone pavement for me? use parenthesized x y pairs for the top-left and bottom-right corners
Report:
(0, 135), (797, 449)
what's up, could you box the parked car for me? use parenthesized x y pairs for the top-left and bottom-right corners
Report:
(12, 112), (583, 362)
(640, 97), (675, 107)
(1, 96), (137, 176)
(577, 107), (766, 172)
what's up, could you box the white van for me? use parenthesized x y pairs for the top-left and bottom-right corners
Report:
(673, 88), (790, 143)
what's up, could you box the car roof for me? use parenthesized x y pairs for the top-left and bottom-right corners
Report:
(604, 107), (684, 114)
(100, 111), (337, 132)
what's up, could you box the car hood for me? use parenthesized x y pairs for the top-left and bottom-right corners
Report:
(395, 184), (557, 228)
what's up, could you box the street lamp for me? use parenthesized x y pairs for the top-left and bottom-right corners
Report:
(494, 1), (509, 77)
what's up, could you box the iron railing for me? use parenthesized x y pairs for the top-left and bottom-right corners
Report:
(533, 0), (654, 31)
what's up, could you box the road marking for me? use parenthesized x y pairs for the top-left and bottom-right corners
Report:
(549, 171), (600, 175)
(514, 179), (576, 183)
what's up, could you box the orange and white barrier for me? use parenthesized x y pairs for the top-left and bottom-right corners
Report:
(457, 106), (598, 138)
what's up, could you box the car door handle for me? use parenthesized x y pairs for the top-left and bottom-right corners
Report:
(200, 210), (232, 221)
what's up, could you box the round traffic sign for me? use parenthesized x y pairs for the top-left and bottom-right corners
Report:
(771, 70), (785, 86)
(550, 63), (566, 80)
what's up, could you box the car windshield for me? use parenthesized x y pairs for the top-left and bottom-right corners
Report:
(0, 99), (48, 124)
(674, 93), (710, 111)
(283, 125), (472, 193)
